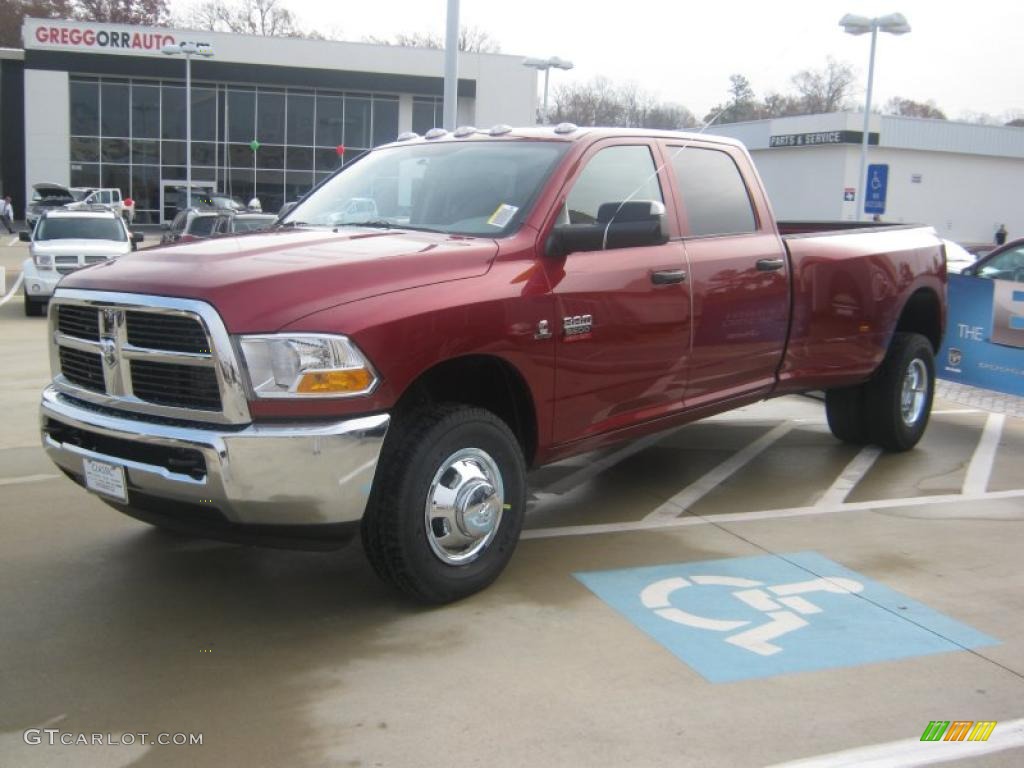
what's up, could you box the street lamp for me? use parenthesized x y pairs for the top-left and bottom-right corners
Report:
(840, 13), (910, 220)
(523, 56), (574, 124)
(162, 41), (214, 211)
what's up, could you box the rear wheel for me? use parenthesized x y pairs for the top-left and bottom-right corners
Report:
(361, 404), (526, 603)
(824, 332), (934, 452)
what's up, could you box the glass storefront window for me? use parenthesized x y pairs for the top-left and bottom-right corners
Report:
(257, 91), (285, 144)
(344, 97), (371, 149)
(131, 83), (160, 139)
(412, 98), (441, 135)
(162, 85), (186, 140)
(316, 94), (343, 147)
(71, 137), (100, 163)
(70, 76), (417, 223)
(228, 88), (255, 143)
(287, 92), (314, 145)
(373, 97), (399, 147)
(70, 80), (99, 136)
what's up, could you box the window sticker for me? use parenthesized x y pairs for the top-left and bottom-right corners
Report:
(487, 204), (518, 228)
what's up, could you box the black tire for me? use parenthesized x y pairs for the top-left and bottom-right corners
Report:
(24, 294), (44, 317)
(824, 386), (869, 444)
(864, 332), (935, 452)
(361, 404), (527, 604)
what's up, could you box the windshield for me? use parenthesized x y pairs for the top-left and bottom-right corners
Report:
(35, 217), (126, 242)
(283, 140), (569, 236)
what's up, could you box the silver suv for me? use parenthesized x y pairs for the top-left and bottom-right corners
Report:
(21, 207), (143, 316)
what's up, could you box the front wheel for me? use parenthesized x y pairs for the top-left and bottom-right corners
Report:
(361, 404), (526, 603)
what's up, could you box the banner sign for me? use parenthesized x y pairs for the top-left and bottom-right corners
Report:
(769, 130), (879, 148)
(938, 274), (1024, 396)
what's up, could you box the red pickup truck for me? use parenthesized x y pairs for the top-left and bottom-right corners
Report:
(40, 126), (946, 602)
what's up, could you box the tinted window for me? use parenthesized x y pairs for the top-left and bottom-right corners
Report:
(566, 145), (663, 225)
(232, 216), (276, 232)
(70, 80), (98, 136)
(189, 216), (218, 236)
(976, 246), (1024, 282)
(36, 217), (125, 241)
(669, 146), (756, 236)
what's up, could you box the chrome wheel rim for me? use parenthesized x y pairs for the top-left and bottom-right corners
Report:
(424, 448), (504, 565)
(900, 358), (929, 427)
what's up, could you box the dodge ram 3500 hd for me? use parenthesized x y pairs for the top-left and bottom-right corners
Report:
(39, 126), (947, 602)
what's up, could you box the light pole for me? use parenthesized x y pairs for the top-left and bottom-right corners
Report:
(522, 56), (574, 124)
(162, 41), (214, 211)
(840, 13), (910, 220)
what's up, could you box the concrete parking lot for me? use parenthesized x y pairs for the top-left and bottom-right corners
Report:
(1, 257), (1023, 767)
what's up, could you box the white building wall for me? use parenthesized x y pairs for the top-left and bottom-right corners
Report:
(24, 68), (69, 200)
(746, 147), (850, 222)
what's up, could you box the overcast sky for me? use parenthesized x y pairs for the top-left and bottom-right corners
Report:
(271, 0), (1022, 121)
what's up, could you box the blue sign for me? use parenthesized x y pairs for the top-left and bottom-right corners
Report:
(575, 552), (996, 683)
(864, 163), (888, 214)
(938, 274), (1024, 396)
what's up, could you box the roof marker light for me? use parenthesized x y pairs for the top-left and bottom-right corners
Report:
(489, 124), (512, 136)
(396, 131), (420, 141)
(424, 128), (449, 139)
(553, 122), (578, 135)
(453, 125), (478, 137)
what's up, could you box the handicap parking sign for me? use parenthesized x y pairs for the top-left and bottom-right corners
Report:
(575, 552), (997, 683)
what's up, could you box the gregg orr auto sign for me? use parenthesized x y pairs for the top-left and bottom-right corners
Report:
(34, 25), (175, 51)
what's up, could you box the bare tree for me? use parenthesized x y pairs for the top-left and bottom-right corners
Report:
(0, 0), (73, 47)
(551, 76), (697, 130)
(185, 0), (312, 38)
(883, 97), (946, 120)
(365, 25), (500, 53)
(74, 0), (169, 25)
(790, 57), (856, 114)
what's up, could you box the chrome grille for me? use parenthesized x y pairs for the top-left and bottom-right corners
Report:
(49, 291), (251, 425)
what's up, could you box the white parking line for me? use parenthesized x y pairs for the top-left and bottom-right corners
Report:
(0, 272), (24, 307)
(7, 235), (19, 247)
(523, 488), (1024, 540)
(643, 422), (795, 521)
(762, 716), (1024, 768)
(962, 413), (1006, 495)
(0, 474), (59, 487)
(815, 446), (882, 507)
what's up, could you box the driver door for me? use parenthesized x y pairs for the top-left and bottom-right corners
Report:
(548, 140), (692, 445)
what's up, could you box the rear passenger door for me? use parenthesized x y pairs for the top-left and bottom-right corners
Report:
(662, 142), (789, 406)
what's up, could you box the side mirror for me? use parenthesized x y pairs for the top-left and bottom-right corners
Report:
(545, 200), (669, 257)
(18, 231), (31, 242)
(131, 232), (144, 243)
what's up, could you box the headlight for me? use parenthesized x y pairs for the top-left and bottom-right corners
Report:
(238, 334), (378, 398)
(33, 253), (53, 268)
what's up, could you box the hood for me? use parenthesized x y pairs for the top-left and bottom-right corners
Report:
(32, 239), (132, 257)
(33, 182), (73, 199)
(60, 227), (499, 332)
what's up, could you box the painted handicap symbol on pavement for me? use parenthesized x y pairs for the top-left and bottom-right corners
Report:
(640, 574), (864, 656)
(576, 552), (998, 683)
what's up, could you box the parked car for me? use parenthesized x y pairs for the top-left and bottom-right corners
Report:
(961, 237), (1024, 283)
(20, 206), (142, 316)
(67, 187), (132, 222)
(160, 208), (224, 244)
(26, 182), (75, 229)
(40, 126), (946, 603)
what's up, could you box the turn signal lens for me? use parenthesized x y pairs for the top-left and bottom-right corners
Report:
(296, 368), (374, 394)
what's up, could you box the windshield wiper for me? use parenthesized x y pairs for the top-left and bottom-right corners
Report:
(338, 221), (444, 234)
(274, 220), (311, 229)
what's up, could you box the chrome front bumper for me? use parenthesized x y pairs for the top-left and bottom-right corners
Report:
(41, 386), (389, 527)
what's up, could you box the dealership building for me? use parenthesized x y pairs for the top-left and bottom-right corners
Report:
(0, 17), (537, 223)
(713, 112), (1024, 243)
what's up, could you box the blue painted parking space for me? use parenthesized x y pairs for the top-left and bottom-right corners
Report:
(575, 552), (998, 683)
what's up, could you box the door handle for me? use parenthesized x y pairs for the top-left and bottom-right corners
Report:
(651, 269), (688, 285)
(756, 258), (786, 271)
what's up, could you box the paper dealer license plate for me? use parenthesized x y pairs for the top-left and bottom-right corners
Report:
(83, 458), (127, 502)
